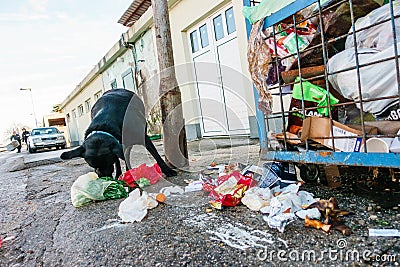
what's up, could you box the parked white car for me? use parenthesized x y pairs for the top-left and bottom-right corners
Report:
(27, 127), (66, 153)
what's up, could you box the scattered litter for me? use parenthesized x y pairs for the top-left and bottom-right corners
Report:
(119, 163), (162, 188)
(118, 189), (158, 223)
(136, 178), (151, 188)
(369, 229), (400, 237)
(295, 208), (321, 220)
(155, 193), (166, 203)
(304, 215), (332, 234)
(241, 187), (272, 211)
(264, 213), (296, 233)
(0, 235), (16, 248)
(305, 197), (353, 236)
(206, 171), (255, 210)
(375, 219), (390, 226)
(260, 205), (271, 214)
(70, 172), (131, 207)
(185, 180), (203, 193)
(258, 162), (298, 188)
(160, 186), (184, 196)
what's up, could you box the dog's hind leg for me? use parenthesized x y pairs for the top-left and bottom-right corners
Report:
(123, 146), (132, 171)
(145, 135), (177, 177)
(115, 158), (122, 178)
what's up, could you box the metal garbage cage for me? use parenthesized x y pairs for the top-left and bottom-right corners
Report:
(243, 0), (400, 180)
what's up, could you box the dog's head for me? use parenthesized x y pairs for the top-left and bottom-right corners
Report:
(60, 134), (124, 177)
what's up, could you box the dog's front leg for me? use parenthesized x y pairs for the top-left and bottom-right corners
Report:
(114, 159), (122, 178)
(145, 135), (177, 177)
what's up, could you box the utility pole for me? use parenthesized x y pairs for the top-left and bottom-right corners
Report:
(151, 0), (188, 168)
(20, 87), (38, 127)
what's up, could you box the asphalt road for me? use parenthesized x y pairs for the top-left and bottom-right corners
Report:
(0, 140), (399, 266)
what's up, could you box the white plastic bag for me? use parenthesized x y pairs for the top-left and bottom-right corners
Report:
(118, 189), (158, 223)
(241, 187), (272, 211)
(328, 43), (400, 116)
(70, 172), (111, 207)
(264, 213), (296, 233)
(295, 208), (321, 220)
(346, 1), (400, 51)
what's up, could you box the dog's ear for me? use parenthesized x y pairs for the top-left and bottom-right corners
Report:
(111, 143), (124, 160)
(60, 146), (85, 159)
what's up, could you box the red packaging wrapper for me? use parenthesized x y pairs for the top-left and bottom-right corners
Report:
(201, 171), (240, 194)
(202, 183), (215, 192)
(119, 163), (162, 188)
(208, 171), (255, 209)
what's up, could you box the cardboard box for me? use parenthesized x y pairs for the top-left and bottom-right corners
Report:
(300, 117), (377, 152)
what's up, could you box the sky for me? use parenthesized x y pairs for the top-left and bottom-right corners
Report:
(0, 0), (133, 141)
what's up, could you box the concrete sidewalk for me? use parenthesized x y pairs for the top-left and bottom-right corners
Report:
(2, 147), (64, 172)
(3, 137), (261, 174)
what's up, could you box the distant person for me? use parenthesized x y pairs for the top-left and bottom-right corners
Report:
(21, 128), (30, 149)
(10, 130), (22, 153)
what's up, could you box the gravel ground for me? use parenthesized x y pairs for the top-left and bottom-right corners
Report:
(0, 139), (399, 266)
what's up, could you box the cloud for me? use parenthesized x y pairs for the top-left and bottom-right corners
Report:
(0, 0), (49, 22)
(0, 13), (48, 21)
(28, 0), (49, 13)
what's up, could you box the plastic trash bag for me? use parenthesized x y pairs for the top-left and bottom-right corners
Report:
(241, 187), (273, 211)
(247, 20), (273, 115)
(292, 78), (339, 117)
(264, 213), (296, 233)
(295, 207), (321, 220)
(119, 163), (162, 188)
(242, 0), (295, 24)
(71, 172), (108, 207)
(345, 1), (400, 51)
(328, 43), (400, 117)
(70, 172), (130, 207)
(118, 189), (158, 223)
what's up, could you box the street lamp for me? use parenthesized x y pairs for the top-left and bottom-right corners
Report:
(20, 88), (38, 127)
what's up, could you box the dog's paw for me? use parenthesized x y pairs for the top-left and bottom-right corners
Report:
(163, 168), (177, 177)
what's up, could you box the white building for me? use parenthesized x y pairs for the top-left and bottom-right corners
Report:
(60, 0), (258, 147)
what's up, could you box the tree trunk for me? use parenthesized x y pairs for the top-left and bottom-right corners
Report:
(151, 0), (188, 168)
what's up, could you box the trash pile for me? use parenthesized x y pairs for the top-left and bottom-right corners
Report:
(68, 159), (354, 235)
(198, 161), (353, 235)
(70, 163), (173, 222)
(245, 0), (400, 155)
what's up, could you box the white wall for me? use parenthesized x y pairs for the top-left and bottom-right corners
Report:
(63, 75), (104, 145)
(103, 50), (136, 92)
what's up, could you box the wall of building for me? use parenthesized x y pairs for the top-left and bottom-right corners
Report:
(168, 0), (257, 137)
(60, 0), (259, 143)
(103, 50), (136, 92)
(63, 76), (104, 146)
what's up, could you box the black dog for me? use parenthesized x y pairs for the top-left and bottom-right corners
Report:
(60, 88), (177, 178)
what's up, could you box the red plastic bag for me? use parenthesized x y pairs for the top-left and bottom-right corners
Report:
(119, 163), (162, 188)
